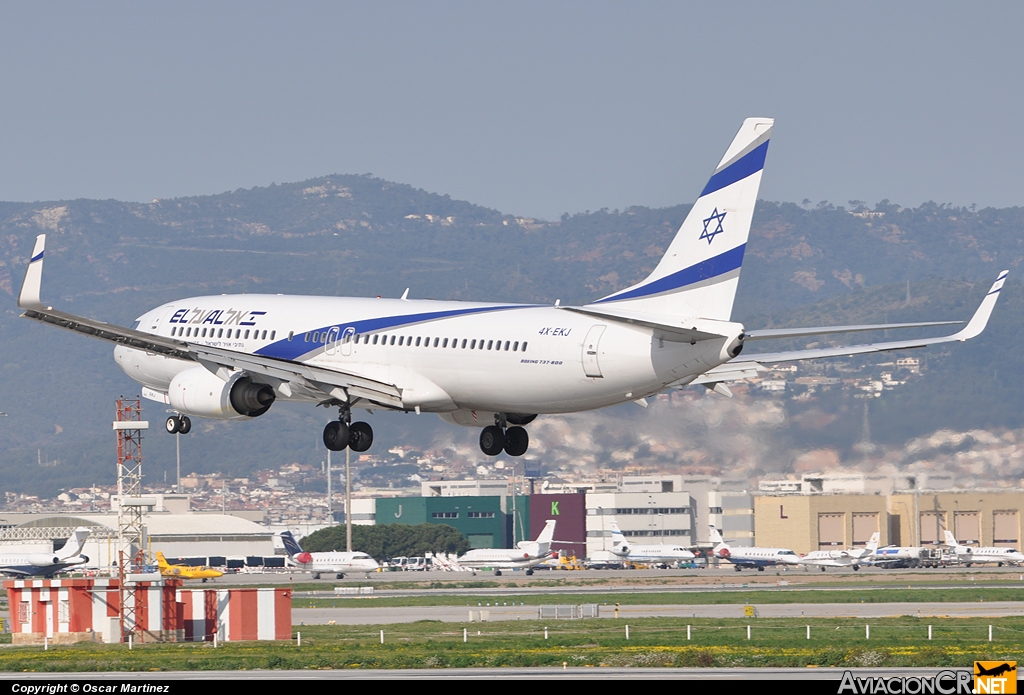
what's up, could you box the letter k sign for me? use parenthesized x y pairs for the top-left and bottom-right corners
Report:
(551, 501), (559, 515)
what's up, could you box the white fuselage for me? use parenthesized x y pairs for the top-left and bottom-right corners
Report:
(114, 294), (741, 416)
(953, 547), (1024, 566)
(288, 551), (380, 574)
(800, 550), (867, 568)
(456, 548), (553, 570)
(612, 544), (696, 564)
(717, 546), (801, 569)
(0, 554), (87, 578)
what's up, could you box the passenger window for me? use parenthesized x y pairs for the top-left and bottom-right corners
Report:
(288, 331), (293, 341)
(201, 328), (207, 337)
(433, 337), (439, 347)
(513, 341), (519, 351)
(461, 339), (467, 348)
(372, 335), (379, 345)
(304, 332), (310, 342)
(470, 339), (476, 349)
(442, 338), (448, 348)
(322, 332), (328, 344)
(398, 336), (404, 346)
(487, 340), (493, 350)
(270, 331), (275, 340)
(312, 331), (320, 342)
(522, 341), (528, 351)
(261, 330), (267, 340)
(244, 330), (250, 339)
(504, 341), (510, 351)
(389, 335), (396, 346)
(415, 337), (421, 347)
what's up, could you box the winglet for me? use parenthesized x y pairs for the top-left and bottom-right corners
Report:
(18, 234), (48, 310)
(953, 270), (1008, 341)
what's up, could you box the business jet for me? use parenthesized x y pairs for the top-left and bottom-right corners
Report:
(709, 525), (801, 571)
(608, 522), (696, 566)
(0, 527), (90, 578)
(154, 551), (224, 582)
(16, 118), (1007, 457)
(864, 545), (935, 568)
(943, 530), (1024, 567)
(456, 519), (556, 576)
(279, 531), (380, 578)
(799, 532), (880, 571)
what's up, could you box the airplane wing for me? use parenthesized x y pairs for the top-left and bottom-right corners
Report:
(693, 271), (1006, 385)
(18, 234), (404, 409)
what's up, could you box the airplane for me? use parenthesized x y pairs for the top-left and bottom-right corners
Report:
(799, 532), (880, 571)
(709, 525), (801, 571)
(15, 118), (1008, 458)
(155, 551), (224, 582)
(608, 522), (696, 566)
(456, 519), (556, 576)
(279, 530), (380, 578)
(943, 529), (1024, 567)
(0, 527), (90, 578)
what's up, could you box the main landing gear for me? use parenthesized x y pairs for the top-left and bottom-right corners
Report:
(165, 415), (192, 434)
(479, 414), (533, 457)
(323, 404), (374, 453)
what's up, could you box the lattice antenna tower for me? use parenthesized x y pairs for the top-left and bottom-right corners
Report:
(114, 397), (149, 643)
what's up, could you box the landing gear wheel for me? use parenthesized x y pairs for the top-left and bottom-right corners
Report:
(178, 416), (191, 434)
(494, 570), (502, 577)
(336, 573), (344, 579)
(734, 566), (741, 572)
(165, 416), (180, 434)
(821, 567), (826, 572)
(853, 565), (860, 571)
(757, 566), (764, 572)
(312, 572), (321, 580)
(323, 421), (350, 451)
(479, 426), (505, 456)
(503, 426), (529, 456)
(349, 421), (374, 452)
(526, 569), (534, 576)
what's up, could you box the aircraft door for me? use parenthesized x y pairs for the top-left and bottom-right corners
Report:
(324, 326), (340, 355)
(581, 324), (607, 378)
(340, 326), (356, 356)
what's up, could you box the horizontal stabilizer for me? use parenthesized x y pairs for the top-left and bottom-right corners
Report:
(744, 320), (961, 341)
(559, 305), (726, 343)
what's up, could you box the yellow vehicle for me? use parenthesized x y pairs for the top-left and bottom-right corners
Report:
(155, 551), (224, 582)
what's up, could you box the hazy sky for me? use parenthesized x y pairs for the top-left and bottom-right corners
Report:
(2, 3), (1022, 219)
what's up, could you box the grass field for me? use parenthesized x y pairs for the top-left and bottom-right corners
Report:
(0, 617), (1021, 671)
(295, 586), (1024, 608)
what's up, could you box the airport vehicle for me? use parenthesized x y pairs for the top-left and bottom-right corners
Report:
(608, 522), (696, 566)
(155, 551), (224, 582)
(799, 532), (880, 571)
(943, 530), (1024, 567)
(456, 519), (557, 576)
(864, 545), (936, 568)
(16, 118), (1007, 458)
(280, 531), (380, 578)
(709, 525), (801, 571)
(0, 527), (90, 578)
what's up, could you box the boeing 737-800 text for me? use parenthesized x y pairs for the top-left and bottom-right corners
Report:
(17, 118), (1007, 457)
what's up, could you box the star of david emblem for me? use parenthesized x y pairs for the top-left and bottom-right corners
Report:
(700, 208), (727, 245)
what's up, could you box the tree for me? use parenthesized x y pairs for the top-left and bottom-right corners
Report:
(301, 523), (470, 560)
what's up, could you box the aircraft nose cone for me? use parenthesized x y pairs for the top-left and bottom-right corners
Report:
(297, 552), (313, 564)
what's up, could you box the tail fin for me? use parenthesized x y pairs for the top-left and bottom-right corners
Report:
(535, 519), (557, 550)
(280, 531), (304, 557)
(56, 527), (90, 560)
(609, 522), (626, 547)
(709, 525), (727, 549)
(865, 532), (880, 552)
(943, 530), (960, 548)
(593, 118), (773, 321)
(155, 551), (169, 568)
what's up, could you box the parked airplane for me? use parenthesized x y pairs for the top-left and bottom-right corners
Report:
(0, 527), (90, 578)
(608, 522), (696, 566)
(943, 530), (1024, 567)
(280, 531), (380, 578)
(16, 118), (1007, 458)
(709, 525), (801, 571)
(155, 551), (224, 582)
(456, 519), (556, 576)
(799, 532), (880, 571)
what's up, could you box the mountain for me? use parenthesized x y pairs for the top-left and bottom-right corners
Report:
(0, 176), (1019, 495)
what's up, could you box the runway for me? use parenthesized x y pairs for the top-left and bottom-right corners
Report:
(294, 601), (1024, 624)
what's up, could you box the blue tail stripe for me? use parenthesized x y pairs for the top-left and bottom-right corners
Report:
(699, 141), (769, 198)
(594, 244), (746, 304)
(30, 251), (44, 263)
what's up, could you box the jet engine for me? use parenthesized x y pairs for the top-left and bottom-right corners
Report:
(26, 554), (60, 566)
(168, 367), (275, 420)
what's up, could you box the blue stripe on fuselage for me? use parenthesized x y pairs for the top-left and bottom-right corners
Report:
(594, 244), (745, 303)
(699, 140), (769, 198)
(255, 303), (529, 361)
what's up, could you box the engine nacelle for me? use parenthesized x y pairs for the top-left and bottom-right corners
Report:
(27, 554), (60, 566)
(168, 367), (275, 420)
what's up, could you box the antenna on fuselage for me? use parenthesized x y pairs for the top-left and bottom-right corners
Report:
(401, 288), (410, 300)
